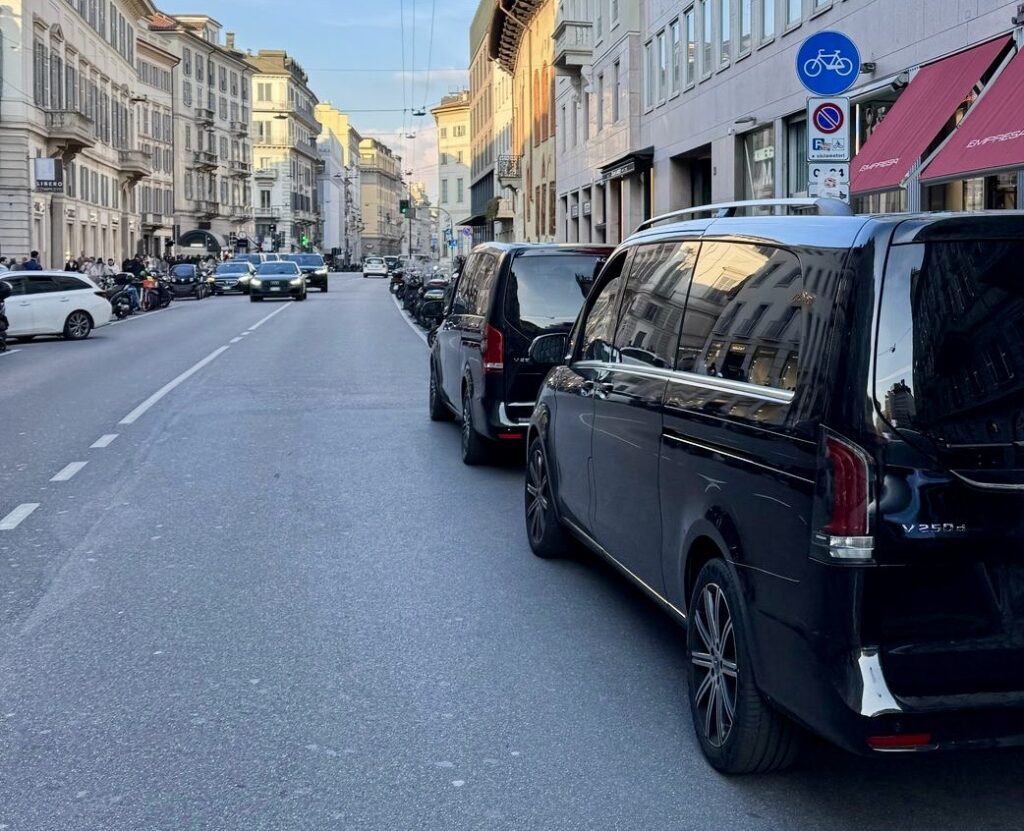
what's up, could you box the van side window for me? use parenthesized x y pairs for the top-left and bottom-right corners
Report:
(613, 241), (698, 368)
(473, 253), (499, 314)
(677, 242), (803, 392)
(578, 253), (629, 362)
(453, 255), (480, 314)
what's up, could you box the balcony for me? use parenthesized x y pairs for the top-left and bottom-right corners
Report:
(553, 18), (593, 77)
(254, 206), (281, 218)
(45, 110), (96, 157)
(192, 150), (218, 170)
(195, 106), (215, 125)
(230, 120), (249, 137)
(496, 154), (523, 190)
(195, 200), (220, 218)
(229, 159), (252, 177)
(141, 212), (170, 229)
(119, 149), (152, 181)
(254, 167), (278, 180)
(230, 206), (254, 222)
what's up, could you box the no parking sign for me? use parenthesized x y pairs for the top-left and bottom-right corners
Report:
(807, 96), (850, 162)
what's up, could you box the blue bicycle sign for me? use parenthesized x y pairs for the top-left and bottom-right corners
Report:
(796, 32), (860, 95)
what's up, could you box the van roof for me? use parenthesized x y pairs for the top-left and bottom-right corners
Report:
(624, 210), (1024, 251)
(473, 242), (615, 257)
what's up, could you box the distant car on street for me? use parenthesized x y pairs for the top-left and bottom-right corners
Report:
(282, 253), (329, 292)
(1, 272), (112, 341)
(168, 264), (211, 299)
(213, 261), (256, 295)
(249, 261), (307, 302)
(363, 256), (388, 279)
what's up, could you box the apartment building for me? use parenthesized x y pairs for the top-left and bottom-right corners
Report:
(147, 14), (254, 255)
(488, 0), (558, 242)
(135, 36), (178, 256)
(248, 49), (321, 252)
(0, 0), (157, 266)
(358, 137), (403, 257)
(557, 0), (1024, 244)
(316, 103), (364, 265)
(431, 90), (471, 259)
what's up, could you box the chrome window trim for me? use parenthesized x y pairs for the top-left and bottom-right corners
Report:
(662, 431), (815, 485)
(572, 360), (795, 405)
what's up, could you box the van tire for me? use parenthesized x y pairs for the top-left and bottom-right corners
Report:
(687, 559), (801, 774)
(429, 362), (452, 421)
(525, 438), (571, 558)
(460, 386), (491, 466)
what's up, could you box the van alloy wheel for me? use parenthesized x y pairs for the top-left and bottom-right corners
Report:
(690, 582), (738, 749)
(525, 446), (550, 544)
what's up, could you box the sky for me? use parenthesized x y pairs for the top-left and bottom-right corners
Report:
(160, 0), (477, 200)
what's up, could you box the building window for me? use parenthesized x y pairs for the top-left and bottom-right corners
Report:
(670, 19), (681, 94)
(739, 0), (752, 52)
(596, 0), (603, 40)
(644, 40), (655, 107)
(720, 0), (731, 64)
(183, 47), (192, 76)
(457, 178), (465, 203)
(441, 178), (448, 203)
(762, 0), (776, 37)
(813, 0), (830, 8)
(786, 117), (808, 196)
(739, 126), (775, 203)
(700, 0), (712, 77)
(684, 8), (696, 85)
(596, 73), (604, 131)
(658, 29), (668, 100)
(613, 60), (621, 121)
(787, 0), (801, 26)
(257, 82), (271, 101)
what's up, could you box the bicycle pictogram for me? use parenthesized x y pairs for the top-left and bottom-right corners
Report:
(803, 49), (855, 78)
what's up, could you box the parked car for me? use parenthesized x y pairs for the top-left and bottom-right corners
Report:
(167, 263), (210, 299)
(522, 199), (1024, 774)
(232, 253), (266, 269)
(429, 243), (612, 464)
(249, 261), (307, 302)
(283, 253), (329, 292)
(363, 256), (388, 279)
(1, 271), (111, 341)
(213, 261), (256, 294)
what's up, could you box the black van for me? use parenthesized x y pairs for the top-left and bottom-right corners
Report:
(429, 243), (612, 464)
(523, 201), (1024, 773)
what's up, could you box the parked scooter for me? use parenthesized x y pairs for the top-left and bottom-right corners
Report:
(103, 273), (138, 319)
(401, 272), (424, 312)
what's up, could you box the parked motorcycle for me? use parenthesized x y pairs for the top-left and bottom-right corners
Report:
(401, 272), (424, 312)
(103, 273), (138, 319)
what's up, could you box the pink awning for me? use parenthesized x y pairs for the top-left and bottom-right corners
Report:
(850, 37), (1010, 195)
(921, 46), (1024, 183)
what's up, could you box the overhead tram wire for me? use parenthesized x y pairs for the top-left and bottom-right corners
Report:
(420, 0), (437, 113)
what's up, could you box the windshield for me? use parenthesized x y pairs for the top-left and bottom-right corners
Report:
(285, 255), (324, 266)
(170, 265), (194, 276)
(504, 253), (607, 336)
(257, 263), (300, 275)
(875, 239), (1024, 449)
(216, 264), (247, 274)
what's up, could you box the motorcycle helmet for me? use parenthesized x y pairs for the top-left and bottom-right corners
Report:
(0, 279), (11, 300)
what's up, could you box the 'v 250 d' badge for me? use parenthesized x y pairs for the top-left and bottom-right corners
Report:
(901, 523), (968, 535)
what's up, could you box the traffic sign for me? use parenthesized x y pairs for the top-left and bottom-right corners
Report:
(796, 31), (860, 95)
(807, 96), (851, 161)
(807, 163), (850, 203)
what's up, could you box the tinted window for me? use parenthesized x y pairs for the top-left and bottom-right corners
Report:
(579, 253), (628, 362)
(217, 263), (247, 273)
(677, 242), (803, 392)
(365, 257), (384, 266)
(875, 240), (1024, 447)
(25, 276), (61, 294)
(2, 277), (25, 296)
(504, 253), (606, 337)
(257, 263), (300, 275)
(171, 265), (195, 277)
(454, 253), (496, 316)
(290, 254), (323, 267)
(612, 242), (697, 367)
(56, 275), (91, 291)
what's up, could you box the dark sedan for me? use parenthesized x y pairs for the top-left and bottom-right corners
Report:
(283, 254), (329, 292)
(249, 262), (307, 302)
(213, 261), (256, 294)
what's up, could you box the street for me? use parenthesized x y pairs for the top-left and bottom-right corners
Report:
(1, 274), (1023, 830)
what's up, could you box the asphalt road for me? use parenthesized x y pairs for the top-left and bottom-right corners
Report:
(2, 275), (1023, 830)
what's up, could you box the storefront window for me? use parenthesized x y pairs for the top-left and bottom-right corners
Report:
(786, 117), (807, 196)
(739, 126), (775, 208)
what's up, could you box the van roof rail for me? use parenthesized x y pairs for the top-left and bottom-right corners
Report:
(634, 198), (854, 233)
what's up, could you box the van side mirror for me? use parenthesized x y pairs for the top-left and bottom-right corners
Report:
(529, 332), (570, 366)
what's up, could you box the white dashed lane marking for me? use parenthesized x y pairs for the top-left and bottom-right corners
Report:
(229, 337), (242, 344)
(90, 434), (119, 449)
(247, 303), (293, 332)
(119, 345), (230, 425)
(0, 503), (40, 531)
(0, 349), (22, 358)
(50, 462), (88, 482)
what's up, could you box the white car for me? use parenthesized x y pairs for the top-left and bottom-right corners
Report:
(0, 271), (112, 341)
(362, 256), (388, 279)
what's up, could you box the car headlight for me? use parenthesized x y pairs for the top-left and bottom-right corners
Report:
(250, 278), (262, 287)
(315, 267), (327, 275)
(238, 275), (251, 283)
(289, 277), (304, 286)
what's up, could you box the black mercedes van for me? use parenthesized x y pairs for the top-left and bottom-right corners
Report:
(523, 201), (1024, 773)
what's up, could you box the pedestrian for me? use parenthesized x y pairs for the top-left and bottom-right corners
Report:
(0, 257), (9, 273)
(23, 251), (42, 271)
(87, 256), (105, 283)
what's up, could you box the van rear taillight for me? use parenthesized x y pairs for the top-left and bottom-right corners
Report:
(482, 324), (504, 373)
(867, 733), (933, 751)
(819, 434), (873, 561)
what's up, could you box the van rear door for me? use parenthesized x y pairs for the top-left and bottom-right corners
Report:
(500, 250), (608, 422)
(872, 226), (1024, 702)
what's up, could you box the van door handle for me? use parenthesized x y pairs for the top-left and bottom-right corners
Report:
(581, 381), (613, 398)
